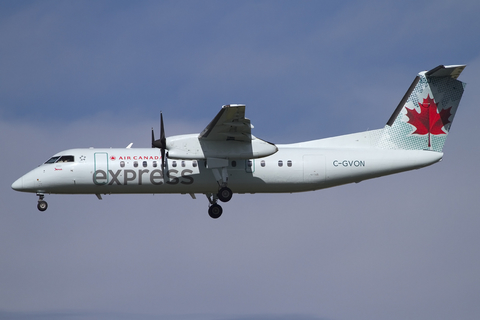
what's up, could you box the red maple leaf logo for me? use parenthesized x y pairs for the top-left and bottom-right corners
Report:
(405, 94), (452, 147)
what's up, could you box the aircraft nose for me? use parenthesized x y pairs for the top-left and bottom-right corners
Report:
(11, 177), (24, 191)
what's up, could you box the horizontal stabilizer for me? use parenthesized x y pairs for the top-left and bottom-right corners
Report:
(425, 64), (466, 79)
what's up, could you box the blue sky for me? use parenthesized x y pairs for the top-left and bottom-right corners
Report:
(1, 1), (480, 320)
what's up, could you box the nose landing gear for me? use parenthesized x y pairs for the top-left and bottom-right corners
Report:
(37, 193), (48, 211)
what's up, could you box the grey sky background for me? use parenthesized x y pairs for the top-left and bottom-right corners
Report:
(1, 1), (480, 319)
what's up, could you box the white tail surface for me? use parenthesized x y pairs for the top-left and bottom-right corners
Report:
(378, 65), (466, 152)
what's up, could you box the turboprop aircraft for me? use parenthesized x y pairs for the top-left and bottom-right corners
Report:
(12, 65), (466, 219)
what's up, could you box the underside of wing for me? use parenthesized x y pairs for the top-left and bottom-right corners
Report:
(199, 104), (252, 142)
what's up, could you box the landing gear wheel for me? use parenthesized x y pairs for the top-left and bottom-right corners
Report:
(208, 204), (223, 219)
(37, 200), (48, 212)
(217, 187), (233, 203)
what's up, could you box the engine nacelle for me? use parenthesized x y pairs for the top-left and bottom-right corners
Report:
(166, 134), (278, 160)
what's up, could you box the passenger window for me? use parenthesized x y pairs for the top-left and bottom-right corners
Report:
(261, 160), (265, 167)
(172, 161), (177, 168)
(278, 160), (283, 167)
(232, 160), (237, 167)
(247, 160), (253, 167)
(120, 161), (125, 168)
(143, 161), (147, 168)
(153, 161), (157, 168)
(134, 161), (138, 168)
(287, 160), (292, 167)
(181, 161), (186, 167)
(192, 161), (197, 168)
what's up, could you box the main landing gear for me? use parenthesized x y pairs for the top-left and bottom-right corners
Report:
(37, 193), (48, 211)
(206, 186), (233, 219)
(206, 165), (234, 219)
(217, 186), (233, 202)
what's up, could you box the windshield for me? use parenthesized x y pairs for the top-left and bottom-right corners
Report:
(44, 155), (74, 164)
(45, 156), (60, 164)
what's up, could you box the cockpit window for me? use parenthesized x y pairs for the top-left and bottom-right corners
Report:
(57, 155), (74, 163)
(44, 155), (74, 164)
(45, 156), (60, 164)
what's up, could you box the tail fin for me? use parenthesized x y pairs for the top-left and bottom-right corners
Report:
(378, 65), (466, 152)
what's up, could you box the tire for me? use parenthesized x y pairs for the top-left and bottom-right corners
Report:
(208, 204), (223, 219)
(217, 187), (233, 203)
(37, 200), (48, 212)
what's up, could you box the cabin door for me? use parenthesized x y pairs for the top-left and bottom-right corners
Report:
(94, 152), (109, 185)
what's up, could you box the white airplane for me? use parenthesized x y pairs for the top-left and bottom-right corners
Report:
(12, 65), (466, 218)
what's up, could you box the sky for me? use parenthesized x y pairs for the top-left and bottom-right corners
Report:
(1, 1), (480, 319)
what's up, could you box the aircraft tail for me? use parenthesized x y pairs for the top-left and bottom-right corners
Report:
(377, 65), (466, 152)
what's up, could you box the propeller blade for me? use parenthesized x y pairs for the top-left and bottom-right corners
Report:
(151, 128), (155, 148)
(160, 112), (167, 172)
(152, 112), (167, 149)
(161, 147), (166, 172)
(150, 112), (167, 173)
(160, 112), (166, 171)
(160, 112), (166, 148)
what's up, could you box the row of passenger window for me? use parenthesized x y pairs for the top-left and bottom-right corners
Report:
(43, 156), (293, 168)
(233, 160), (293, 168)
(120, 160), (198, 168)
(119, 159), (293, 168)
(260, 160), (293, 167)
(241, 160), (293, 168)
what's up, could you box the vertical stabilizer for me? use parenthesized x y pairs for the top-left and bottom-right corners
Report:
(378, 65), (466, 152)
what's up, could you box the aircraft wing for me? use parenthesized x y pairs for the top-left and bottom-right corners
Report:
(165, 104), (277, 161)
(198, 104), (252, 142)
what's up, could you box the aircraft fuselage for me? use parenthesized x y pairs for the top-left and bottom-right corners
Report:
(12, 133), (443, 196)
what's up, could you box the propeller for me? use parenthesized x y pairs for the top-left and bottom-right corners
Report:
(152, 113), (167, 172)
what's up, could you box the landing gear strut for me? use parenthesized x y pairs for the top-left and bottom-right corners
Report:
(207, 164), (234, 218)
(211, 166), (233, 203)
(37, 194), (48, 212)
